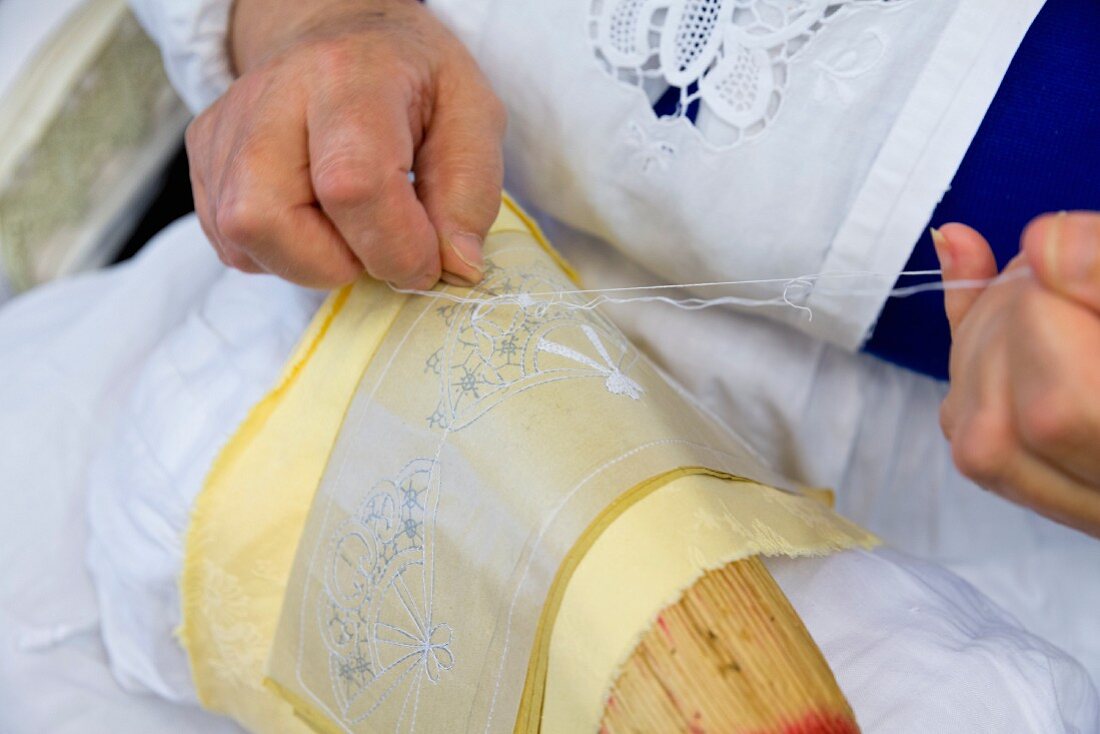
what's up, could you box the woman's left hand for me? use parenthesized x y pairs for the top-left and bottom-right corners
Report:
(935, 212), (1100, 537)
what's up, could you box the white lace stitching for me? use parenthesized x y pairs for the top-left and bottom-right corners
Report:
(589, 0), (911, 148)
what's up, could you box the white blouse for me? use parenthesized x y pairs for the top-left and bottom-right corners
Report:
(127, 0), (1044, 349)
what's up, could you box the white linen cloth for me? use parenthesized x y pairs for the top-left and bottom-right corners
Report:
(123, 9), (1100, 662)
(67, 216), (1098, 733)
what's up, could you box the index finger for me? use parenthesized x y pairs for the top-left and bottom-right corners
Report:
(1023, 211), (1100, 313)
(308, 82), (441, 290)
(414, 58), (506, 285)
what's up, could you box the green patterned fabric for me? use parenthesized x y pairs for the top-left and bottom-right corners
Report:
(0, 12), (176, 290)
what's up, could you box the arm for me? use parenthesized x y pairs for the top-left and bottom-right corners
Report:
(127, 0), (234, 114)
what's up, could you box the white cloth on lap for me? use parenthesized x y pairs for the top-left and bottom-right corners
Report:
(0, 217), (243, 734)
(769, 550), (1099, 733)
(122, 0), (1100, 681)
(73, 215), (1098, 732)
(85, 239), (322, 703)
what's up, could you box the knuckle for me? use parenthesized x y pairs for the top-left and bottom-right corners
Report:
(310, 39), (358, 78)
(314, 163), (385, 209)
(215, 197), (268, 245)
(387, 244), (438, 283)
(1018, 388), (1081, 451)
(951, 412), (1012, 486)
(214, 244), (252, 272)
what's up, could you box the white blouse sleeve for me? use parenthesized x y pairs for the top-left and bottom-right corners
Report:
(127, 0), (234, 114)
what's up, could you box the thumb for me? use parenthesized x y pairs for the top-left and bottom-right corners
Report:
(1023, 211), (1100, 313)
(933, 223), (1000, 335)
(415, 62), (506, 287)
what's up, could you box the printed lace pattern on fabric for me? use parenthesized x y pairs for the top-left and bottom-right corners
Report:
(317, 252), (644, 728)
(425, 259), (643, 432)
(588, 0), (909, 148)
(323, 459), (455, 723)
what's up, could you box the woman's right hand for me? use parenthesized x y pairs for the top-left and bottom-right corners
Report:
(185, 0), (506, 289)
(936, 213), (1100, 537)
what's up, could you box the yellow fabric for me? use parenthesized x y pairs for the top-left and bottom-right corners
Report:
(181, 196), (876, 734)
(179, 198), (562, 732)
(179, 283), (402, 732)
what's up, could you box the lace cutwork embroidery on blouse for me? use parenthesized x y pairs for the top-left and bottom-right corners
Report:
(588, 0), (910, 148)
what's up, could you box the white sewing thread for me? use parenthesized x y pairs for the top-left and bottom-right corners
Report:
(394, 267), (1031, 321)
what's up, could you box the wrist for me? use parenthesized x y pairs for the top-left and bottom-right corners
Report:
(228, 0), (418, 74)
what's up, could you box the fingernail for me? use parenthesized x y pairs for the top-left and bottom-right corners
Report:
(930, 227), (951, 271)
(447, 232), (485, 274)
(1047, 211), (1098, 289)
(440, 271), (477, 288)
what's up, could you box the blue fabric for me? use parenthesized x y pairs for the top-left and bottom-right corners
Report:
(864, 0), (1100, 380)
(653, 82), (701, 122)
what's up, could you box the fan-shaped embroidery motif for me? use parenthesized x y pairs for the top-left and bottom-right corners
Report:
(315, 254), (646, 726)
(320, 459), (450, 726)
(426, 260), (643, 431)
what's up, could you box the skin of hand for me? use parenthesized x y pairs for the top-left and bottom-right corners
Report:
(934, 212), (1100, 537)
(184, 0), (506, 289)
